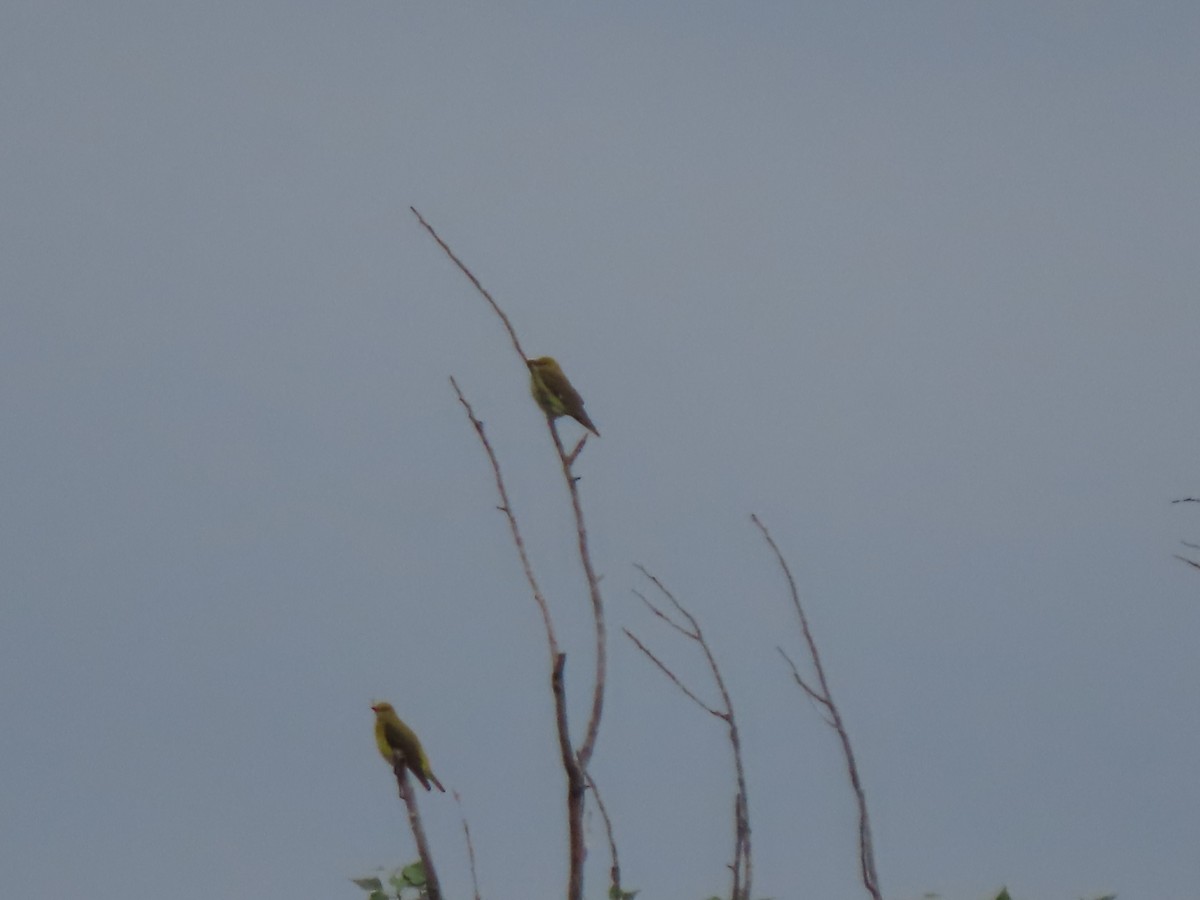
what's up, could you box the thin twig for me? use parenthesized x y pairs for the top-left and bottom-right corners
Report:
(450, 377), (559, 659)
(553, 653), (588, 900)
(453, 792), (483, 900)
(777, 647), (836, 727)
(1174, 554), (1200, 571)
(776, 646), (828, 709)
(632, 587), (697, 640)
(624, 628), (722, 717)
(410, 207), (526, 361)
(585, 770), (624, 899)
(548, 422), (608, 773)
(752, 514), (881, 900)
(627, 567), (752, 900)
(565, 434), (588, 467)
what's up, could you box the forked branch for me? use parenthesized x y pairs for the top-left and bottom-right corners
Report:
(418, 210), (608, 900)
(751, 514), (881, 900)
(585, 770), (626, 899)
(625, 566), (752, 900)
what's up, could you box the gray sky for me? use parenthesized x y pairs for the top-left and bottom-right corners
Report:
(3, 3), (1199, 899)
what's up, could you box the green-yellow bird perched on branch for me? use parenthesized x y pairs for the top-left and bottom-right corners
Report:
(371, 702), (445, 792)
(527, 356), (600, 436)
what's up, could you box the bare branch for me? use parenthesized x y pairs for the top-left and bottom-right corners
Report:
(1171, 497), (1200, 503)
(390, 754), (443, 900)
(418, 213), (608, 900)
(631, 587), (697, 640)
(450, 377), (559, 660)
(634, 564), (693, 622)
(629, 567), (752, 900)
(777, 647), (834, 723)
(452, 378), (591, 900)
(633, 565), (706, 639)
(1174, 554), (1200, 571)
(752, 514), (881, 900)
(553, 654), (588, 900)
(453, 791), (483, 900)
(585, 770), (624, 900)
(624, 627), (723, 717)
(548, 423), (608, 774)
(410, 207), (526, 361)
(566, 434), (588, 467)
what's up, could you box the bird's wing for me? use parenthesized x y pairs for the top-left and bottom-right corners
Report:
(381, 719), (411, 760)
(540, 366), (581, 406)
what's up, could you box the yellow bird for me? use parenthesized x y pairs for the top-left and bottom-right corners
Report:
(527, 356), (600, 436)
(371, 702), (445, 792)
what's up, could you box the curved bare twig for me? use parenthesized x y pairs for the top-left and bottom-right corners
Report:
(752, 514), (881, 900)
(627, 566), (752, 900)
(450, 377), (558, 658)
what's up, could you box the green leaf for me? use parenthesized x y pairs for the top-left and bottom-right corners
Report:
(994, 889), (1012, 900)
(399, 861), (427, 887)
(351, 877), (384, 892)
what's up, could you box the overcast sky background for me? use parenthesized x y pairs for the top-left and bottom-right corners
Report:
(3, 3), (1200, 899)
